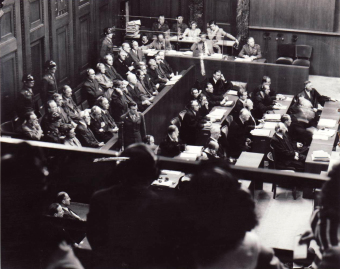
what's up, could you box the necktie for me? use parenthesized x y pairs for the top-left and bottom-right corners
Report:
(202, 42), (206, 54)
(158, 64), (167, 77)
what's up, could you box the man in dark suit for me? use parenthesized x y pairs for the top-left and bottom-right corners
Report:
(16, 74), (35, 120)
(90, 106), (116, 143)
(75, 110), (104, 148)
(103, 54), (124, 81)
(126, 73), (152, 112)
(131, 40), (146, 63)
(56, 192), (85, 221)
(156, 51), (174, 77)
(155, 54), (173, 80)
(52, 93), (75, 130)
(253, 86), (276, 119)
(113, 49), (135, 80)
(238, 37), (262, 60)
(136, 69), (158, 97)
(41, 60), (58, 102)
(146, 33), (172, 50)
(231, 90), (248, 118)
(180, 100), (211, 145)
(202, 82), (229, 107)
(121, 42), (139, 67)
(252, 76), (277, 102)
(227, 108), (252, 158)
(140, 33), (153, 47)
(191, 32), (221, 55)
(270, 123), (306, 172)
(140, 64), (160, 95)
(110, 81), (130, 122)
(62, 85), (82, 122)
(204, 125), (227, 159)
(171, 15), (188, 35)
(147, 59), (168, 91)
(206, 69), (233, 96)
(294, 80), (335, 110)
(83, 69), (104, 107)
(159, 125), (186, 157)
(151, 15), (169, 35)
(120, 102), (146, 149)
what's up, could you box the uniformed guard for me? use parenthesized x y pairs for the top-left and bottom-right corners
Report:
(41, 60), (58, 103)
(99, 27), (114, 60)
(16, 74), (35, 119)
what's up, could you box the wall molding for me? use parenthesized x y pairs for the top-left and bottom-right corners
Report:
(249, 26), (340, 37)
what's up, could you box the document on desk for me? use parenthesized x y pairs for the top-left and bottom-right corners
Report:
(165, 80), (177, 86)
(284, 96), (293, 102)
(170, 75), (183, 81)
(318, 119), (337, 128)
(263, 122), (278, 129)
(312, 134), (329, 140)
(209, 53), (223, 59)
(314, 128), (336, 137)
(234, 57), (252, 62)
(263, 114), (281, 122)
(250, 129), (271, 136)
(312, 150), (330, 162)
(177, 152), (198, 161)
(182, 51), (193, 56)
(161, 170), (183, 175)
(185, 145), (203, 155)
(226, 90), (238, 96)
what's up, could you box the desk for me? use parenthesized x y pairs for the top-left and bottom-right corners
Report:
(169, 36), (236, 47)
(305, 142), (334, 174)
(235, 152), (264, 168)
(165, 55), (309, 95)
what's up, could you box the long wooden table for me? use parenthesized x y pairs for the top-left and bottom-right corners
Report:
(143, 65), (196, 144)
(165, 55), (309, 95)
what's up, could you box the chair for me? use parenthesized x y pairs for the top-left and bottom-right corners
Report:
(276, 44), (295, 65)
(178, 110), (187, 121)
(270, 144), (297, 199)
(293, 45), (312, 67)
(1, 121), (14, 135)
(74, 89), (84, 105)
(170, 117), (181, 128)
(81, 100), (89, 110)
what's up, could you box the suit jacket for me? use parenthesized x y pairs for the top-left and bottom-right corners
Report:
(171, 22), (188, 34)
(61, 206), (82, 220)
(113, 58), (130, 80)
(16, 88), (34, 118)
(83, 79), (104, 107)
(44, 125), (62, 144)
(202, 89), (224, 107)
(159, 60), (173, 76)
(139, 77), (155, 96)
(62, 95), (81, 121)
(253, 91), (274, 119)
(41, 73), (58, 102)
(75, 122), (100, 148)
(207, 77), (233, 96)
(239, 44), (262, 59)
(207, 27), (233, 41)
(180, 109), (201, 145)
(99, 36), (114, 59)
(227, 116), (249, 158)
(104, 64), (124, 81)
(191, 40), (220, 55)
(204, 137), (227, 159)
(110, 91), (129, 122)
(231, 99), (246, 118)
(295, 89), (330, 108)
(64, 137), (82, 147)
(159, 135), (186, 157)
(147, 67), (167, 85)
(22, 122), (43, 141)
(120, 112), (146, 148)
(146, 40), (172, 50)
(252, 85), (276, 102)
(151, 22), (169, 34)
(130, 48), (145, 63)
(90, 115), (114, 143)
(270, 133), (298, 167)
(127, 85), (148, 111)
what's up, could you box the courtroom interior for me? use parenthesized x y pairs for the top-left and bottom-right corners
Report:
(1, 0), (340, 268)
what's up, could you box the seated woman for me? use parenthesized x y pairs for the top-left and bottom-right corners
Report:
(182, 21), (201, 39)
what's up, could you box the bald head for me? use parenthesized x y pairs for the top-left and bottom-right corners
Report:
(127, 73), (138, 85)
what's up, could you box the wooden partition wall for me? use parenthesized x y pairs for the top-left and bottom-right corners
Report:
(165, 55), (309, 95)
(0, 0), (121, 122)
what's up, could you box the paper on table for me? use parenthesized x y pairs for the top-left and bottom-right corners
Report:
(209, 53), (223, 58)
(263, 122), (278, 129)
(227, 90), (238, 96)
(161, 170), (183, 175)
(263, 114), (281, 121)
(285, 97), (293, 102)
(273, 105), (287, 110)
(185, 145), (203, 154)
(147, 51), (158, 56)
(235, 57), (252, 62)
(318, 119), (336, 128)
(170, 75), (182, 81)
(313, 134), (329, 140)
(165, 80), (177, 86)
(250, 129), (271, 136)
(182, 51), (193, 55)
(315, 128), (336, 137)
(178, 152), (198, 161)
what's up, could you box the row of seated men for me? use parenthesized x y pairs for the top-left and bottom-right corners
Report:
(159, 72), (335, 172)
(101, 16), (261, 59)
(4, 142), (339, 269)
(15, 43), (177, 149)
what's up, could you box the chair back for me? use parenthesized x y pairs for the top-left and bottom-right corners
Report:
(277, 43), (295, 58)
(1, 121), (14, 134)
(81, 100), (90, 110)
(74, 89), (83, 105)
(170, 117), (181, 128)
(295, 45), (312, 59)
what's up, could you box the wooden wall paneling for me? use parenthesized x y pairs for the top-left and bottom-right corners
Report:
(49, 0), (74, 88)
(30, 39), (45, 95)
(249, 29), (340, 77)
(0, 0), (23, 121)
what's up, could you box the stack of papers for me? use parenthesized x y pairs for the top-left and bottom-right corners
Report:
(235, 57), (253, 62)
(263, 122), (278, 129)
(263, 114), (281, 122)
(227, 90), (238, 96)
(312, 150), (331, 162)
(126, 20), (141, 37)
(165, 80), (177, 86)
(273, 104), (287, 110)
(250, 129), (271, 136)
(185, 146), (203, 155)
(224, 100), (234, 107)
(177, 152), (198, 161)
(318, 119), (337, 128)
(207, 108), (226, 121)
(170, 75), (182, 81)
(312, 135), (329, 140)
